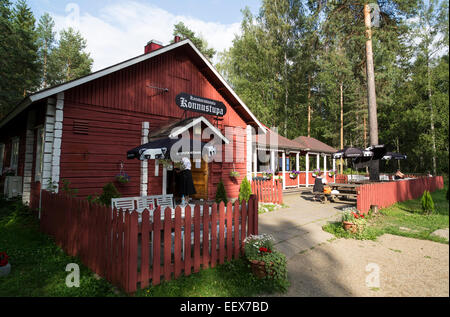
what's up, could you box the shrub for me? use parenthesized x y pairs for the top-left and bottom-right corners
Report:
(60, 179), (78, 197)
(93, 182), (121, 207)
(215, 179), (228, 205)
(239, 177), (252, 203)
(421, 190), (435, 214)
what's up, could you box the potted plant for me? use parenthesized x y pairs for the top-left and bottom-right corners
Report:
(0, 252), (10, 277)
(289, 170), (300, 179)
(115, 173), (130, 184)
(244, 234), (288, 286)
(3, 167), (15, 176)
(312, 169), (321, 178)
(230, 170), (240, 178)
(262, 170), (273, 180)
(341, 210), (366, 234)
(328, 170), (336, 177)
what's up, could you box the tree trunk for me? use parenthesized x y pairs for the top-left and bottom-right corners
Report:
(427, 58), (437, 175)
(340, 81), (344, 174)
(364, 3), (379, 181)
(364, 3), (379, 147)
(284, 51), (288, 137)
(307, 74), (311, 138)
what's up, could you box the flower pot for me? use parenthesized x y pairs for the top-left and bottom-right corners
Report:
(342, 221), (357, 233)
(289, 175), (298, 179)
(0, 263), (11, 277)
(249, 260), (273, 279)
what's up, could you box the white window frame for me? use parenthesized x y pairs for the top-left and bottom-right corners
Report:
(35, 126), (44, 182)
(0, 143), (4, 175)
(10, 137), (20, 175)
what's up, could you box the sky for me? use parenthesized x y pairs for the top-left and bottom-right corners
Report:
(26, 0), (262, 71)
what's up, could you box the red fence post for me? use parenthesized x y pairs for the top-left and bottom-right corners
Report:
(174, 206), (182, 279)
(210, 203), (218, 268)
(193, 204), (201, 274)
(152, 207), (161, 285)
(203, 202), (210, 269)
(218, 202), (225, 265)
(164, 207), (173, 281)
(140, 209), (150, 289)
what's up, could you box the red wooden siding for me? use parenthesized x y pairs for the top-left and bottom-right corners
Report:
(356, 176), (444, 213)
(61, 49), (249, 199)
(40, 190), (259, 293)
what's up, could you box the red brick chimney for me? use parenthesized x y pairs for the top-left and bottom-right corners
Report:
(145, 40), (163, 54)
(174, 35), (181, 43)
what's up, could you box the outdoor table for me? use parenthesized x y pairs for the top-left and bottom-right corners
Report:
(324, 183), (360, 202)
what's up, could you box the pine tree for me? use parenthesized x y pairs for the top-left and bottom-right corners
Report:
(47, 27), (93, 86)
(215, 179), (228, 204)
(0, 0), (16, 117)
(239, 177), (253, 203)
(12, 0), (40, 96)
(171, 21), (216, 60)
(36, 12), (55, 89)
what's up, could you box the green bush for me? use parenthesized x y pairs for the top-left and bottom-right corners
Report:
(421, 190), (435, 214)
(90, 182), (121, 207)
(239, 177), (252, 203)
(215, 179), (228, 205)
(60, 179), (78, 197)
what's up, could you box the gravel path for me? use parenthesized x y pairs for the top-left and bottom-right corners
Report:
(282, 234), (449, 297)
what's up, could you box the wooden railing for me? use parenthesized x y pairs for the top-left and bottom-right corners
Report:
(40, 191), (259, 293)
(356, 176), (444, 213)
(251, 179), (283, 205)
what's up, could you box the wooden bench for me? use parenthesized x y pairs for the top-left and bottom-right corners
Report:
(312, 192), (357, 203)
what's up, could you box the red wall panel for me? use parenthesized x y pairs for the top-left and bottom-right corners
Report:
(60, 50), (248, 200)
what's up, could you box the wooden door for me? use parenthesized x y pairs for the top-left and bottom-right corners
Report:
(191, 159), (208, 200)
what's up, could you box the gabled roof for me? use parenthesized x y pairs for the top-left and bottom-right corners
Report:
(0, 39), (265, 131)
(149, 116), (230, 144)
(253, 128), (304, 151)
(293, 136), (337, 154)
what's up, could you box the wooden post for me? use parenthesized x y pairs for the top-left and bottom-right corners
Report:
(306, 153), (310, 187)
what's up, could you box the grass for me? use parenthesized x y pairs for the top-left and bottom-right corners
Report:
(0, 196), (287, 297)
(323, 187), (449, 243)
(0, 197), (119, 297)
(135, 259), (286, 297)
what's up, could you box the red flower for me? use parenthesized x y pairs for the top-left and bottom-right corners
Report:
(259, 247), (271, 253)
(0, 252), (9, 267)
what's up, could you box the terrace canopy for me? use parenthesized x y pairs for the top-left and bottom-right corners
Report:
(127, 137), (217, 161)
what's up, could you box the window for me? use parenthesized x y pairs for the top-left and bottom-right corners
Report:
(10, 137), (19, 175)
(0, 143), (4, 175)
(35, 127), (44, 181)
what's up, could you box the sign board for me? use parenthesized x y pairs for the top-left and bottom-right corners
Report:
(176, 93), (227, 117)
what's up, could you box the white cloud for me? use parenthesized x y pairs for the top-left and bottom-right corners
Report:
(51, 1), (241, 71)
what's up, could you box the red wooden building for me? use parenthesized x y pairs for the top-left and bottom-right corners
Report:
(0, 38), (265, 206)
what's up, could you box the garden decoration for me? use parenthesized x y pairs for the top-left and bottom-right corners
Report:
(341, 210), (366, 234)
(244, 234), (288, 286)
(0, 252), (10, 277)
(289, 170), (300, 179)
(115, 161), (130, 184)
